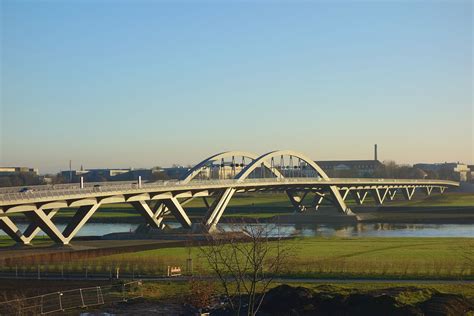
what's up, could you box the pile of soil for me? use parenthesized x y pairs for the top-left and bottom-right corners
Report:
(419, 293), (474, 316)
(258, 284), (474, 316)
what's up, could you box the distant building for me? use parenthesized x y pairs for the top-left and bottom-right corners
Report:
(166, 164), (246, 180)
(60, 167), (172, 182)
(163, 166), (190, 179)
(0, 167), (42, 187)
(0, 167), (39, 176)
(111, 169), (154, 181)
(61, 168), (130, 181)
(315, 160), (383, 177)
(414, 162), (471, 182)
(313, 144), (383, 177)
(453, 164), (471, 182)
(199, 165), (245, 180)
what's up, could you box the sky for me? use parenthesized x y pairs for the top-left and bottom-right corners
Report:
(0, 0), (472, 174)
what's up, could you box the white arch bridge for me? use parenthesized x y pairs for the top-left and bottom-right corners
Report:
(0, 150), (458, 245)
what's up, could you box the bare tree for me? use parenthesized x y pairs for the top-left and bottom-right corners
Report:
(199, 224), (291, 316)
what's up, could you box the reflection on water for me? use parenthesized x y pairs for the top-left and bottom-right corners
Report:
(229, 223), (474, 238)
(1, 222), (472, 238)
(216, 223), (474, 238)
(1, 223), (138, 237)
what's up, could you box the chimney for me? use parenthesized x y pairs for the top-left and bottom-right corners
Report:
(374, 144), (378, 161)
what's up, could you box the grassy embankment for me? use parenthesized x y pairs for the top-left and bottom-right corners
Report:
(95, 237), (474, 279)
(4, 237), (471, 280)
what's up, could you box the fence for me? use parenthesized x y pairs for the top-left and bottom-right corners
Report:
(0, 260), (191, 280)
(0, 280), (142, 315)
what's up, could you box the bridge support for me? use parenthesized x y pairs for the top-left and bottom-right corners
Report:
(201, 188), (236, 231)
(0, 209), (59, 245)
(286, 190), (309, 212)
(339, 189), (352, 202)
(286, 188), (353, 215)
(372, 188), (390, 205)
(401, 187), (416, 201)
(312, 192), (326, 210)
(387, 189), (398, 201)
(131, 201), (166, 229)
(0, 215), (29, 244)
(25, 204), (102, 245)
(22, 209), (59, 244)
(351, 190), (369, 205)
(329, 186), (354, 215)
(162, 198), (192, 229)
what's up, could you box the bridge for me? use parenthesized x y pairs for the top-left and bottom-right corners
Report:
(0, 150), (458, 245)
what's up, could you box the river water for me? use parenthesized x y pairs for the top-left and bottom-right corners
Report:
(1, 222), (473, 238)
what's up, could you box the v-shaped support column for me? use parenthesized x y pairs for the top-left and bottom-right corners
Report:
(425, 187), (433, 196)
(329, 186), (354, 215)
(22, 209), (59, 244)
(202, 191), (226, 226)
(286, 190), (309, 212)
(372, 188), (390, 204)
(26, 204), (101, 245)
(0, 209), (59, 245)
(131, 201), (166, 228)
(351, 190), (369, 205)
(401, 187), (416, 200)
(0, 215), (28, 244)
(311, 192), (326, 211)
(387, 189), (398, 201)
(162, 198), (192, 229)
(339, 189), (351, 201)
(202, 188), (235, 231)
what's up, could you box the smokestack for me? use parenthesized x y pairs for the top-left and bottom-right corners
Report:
(374, 144), (378, 161)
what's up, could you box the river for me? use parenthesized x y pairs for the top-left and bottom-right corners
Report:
(1, 222), (473, 238)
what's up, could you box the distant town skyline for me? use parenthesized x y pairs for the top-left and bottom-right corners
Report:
(1, 1), (472, 174)
(2, 143), (472, 175)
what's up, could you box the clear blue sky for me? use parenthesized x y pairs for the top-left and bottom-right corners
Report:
(1, 0), (472, 173)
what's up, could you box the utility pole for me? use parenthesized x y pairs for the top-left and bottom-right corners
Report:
(69, 160), (72, 182)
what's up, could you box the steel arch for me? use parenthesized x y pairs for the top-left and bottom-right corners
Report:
(235, 150), (331, 181)
(180, 151), (284, 183)
(234, 150), (353, 215)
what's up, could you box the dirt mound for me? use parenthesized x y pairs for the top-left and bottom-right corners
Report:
(260, 285), (419, 316)
(342, 293), (421, 316)
(260, 284), (315, 313)
(259, 285), (473, 316)
(418, 293), (473, 316)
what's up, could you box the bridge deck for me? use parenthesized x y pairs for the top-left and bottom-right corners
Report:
(0, 178), (458, 210)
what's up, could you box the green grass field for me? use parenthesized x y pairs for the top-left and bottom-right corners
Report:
(17, 237), (469, 280)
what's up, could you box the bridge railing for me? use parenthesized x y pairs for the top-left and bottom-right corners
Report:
(0, 180), (147, 194)
(0, 178), (320, 203)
